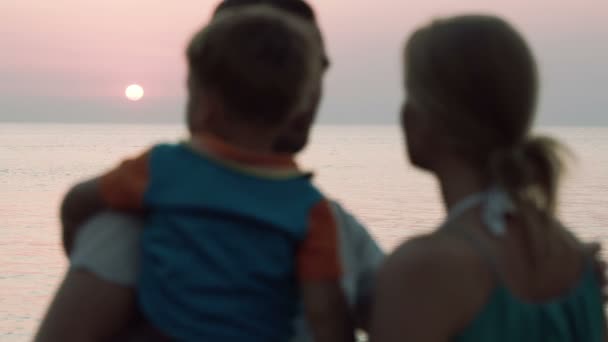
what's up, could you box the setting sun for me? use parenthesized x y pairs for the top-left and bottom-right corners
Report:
(125, 84), (144, 101)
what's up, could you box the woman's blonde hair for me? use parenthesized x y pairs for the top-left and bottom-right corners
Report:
(404, 15), (569, 215)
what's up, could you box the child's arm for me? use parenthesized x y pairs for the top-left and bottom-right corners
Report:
(299, 200), (355, 342)
(60, 150), (151, 255)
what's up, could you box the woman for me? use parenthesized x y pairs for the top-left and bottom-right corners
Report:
(371, 15), (606, 341)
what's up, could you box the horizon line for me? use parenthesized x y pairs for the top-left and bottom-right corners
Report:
(1, 120), (607, 128)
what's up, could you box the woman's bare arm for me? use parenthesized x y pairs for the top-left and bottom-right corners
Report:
(369, 236), (488, 342)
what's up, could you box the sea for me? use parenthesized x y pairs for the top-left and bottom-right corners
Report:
(1, 123), (607, 341)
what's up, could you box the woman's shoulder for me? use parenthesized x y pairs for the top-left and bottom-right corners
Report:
(375, 230), (496, 332)
(384, 230), (491, 277)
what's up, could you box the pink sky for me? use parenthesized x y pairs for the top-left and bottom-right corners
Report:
(1, 0), (606, 124)
(1, 1), (217, 98)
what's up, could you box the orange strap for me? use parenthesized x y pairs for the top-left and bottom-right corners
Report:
(99, 150), (151, 210)
(297, 199), (342, 281)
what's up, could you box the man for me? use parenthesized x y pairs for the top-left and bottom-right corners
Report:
(35, 1), (384, 341)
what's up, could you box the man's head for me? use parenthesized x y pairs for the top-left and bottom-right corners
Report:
(214, 0), (328, 68)
(186, 5), (323, 146)
(192, 0), (328, 153)
(215, 0), (314, 21)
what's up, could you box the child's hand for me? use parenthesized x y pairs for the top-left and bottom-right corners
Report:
(61, 178), (105, 255)
(61, 150), (150, 257)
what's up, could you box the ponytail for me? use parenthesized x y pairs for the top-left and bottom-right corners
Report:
(488, 136), (569, 214)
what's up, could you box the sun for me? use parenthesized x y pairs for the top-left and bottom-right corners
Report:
(125, 84), (144, 101)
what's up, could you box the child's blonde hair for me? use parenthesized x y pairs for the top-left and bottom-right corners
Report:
(186, 5), (322, 130)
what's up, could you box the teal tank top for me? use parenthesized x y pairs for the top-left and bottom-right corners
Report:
(445, 189), (606, 342)
(454, 245), (605, 342)
(138, 144), (324, 341)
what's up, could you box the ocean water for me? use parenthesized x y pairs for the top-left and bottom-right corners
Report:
(0, 123), (607, 340)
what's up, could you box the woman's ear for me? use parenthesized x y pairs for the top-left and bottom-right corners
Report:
(401, 100), (439, 170)
(401, 100), (421, 138)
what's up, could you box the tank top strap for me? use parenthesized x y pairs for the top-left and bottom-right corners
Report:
(445, 226), (503, 283)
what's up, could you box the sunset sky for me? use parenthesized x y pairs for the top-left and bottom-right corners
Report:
(1, 0), (606, 124)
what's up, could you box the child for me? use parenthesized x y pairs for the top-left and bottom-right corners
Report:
(60, 6), (353, 341)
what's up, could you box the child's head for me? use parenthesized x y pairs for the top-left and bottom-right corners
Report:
(185, 5), (323, 148)
(213, 0), (329, 154)
(402, 15), (566, 212)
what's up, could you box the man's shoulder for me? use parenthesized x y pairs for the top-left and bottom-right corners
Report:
(328, 200), (370, 237)
(327, 199), (385, 261)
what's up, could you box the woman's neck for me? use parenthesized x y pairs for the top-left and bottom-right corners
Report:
(434, 158), (487, 213)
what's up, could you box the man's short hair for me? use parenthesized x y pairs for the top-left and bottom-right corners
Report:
(214, 0), (316, 22)
(214, 0), (328, 69)
(187, 5), (321, 125)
